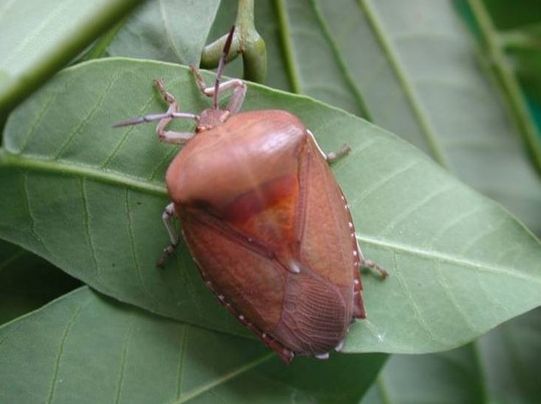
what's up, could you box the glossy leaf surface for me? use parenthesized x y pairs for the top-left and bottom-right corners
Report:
(0, 0), (141, 111)
(361, 307), (541, 404)
(1, 58), (540, 353)
(0, 286), (385, 403)
(104, 0), (220, 65)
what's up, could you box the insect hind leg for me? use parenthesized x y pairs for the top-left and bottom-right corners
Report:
(326, 144), (351, 164)
(157, 203), (180, 268)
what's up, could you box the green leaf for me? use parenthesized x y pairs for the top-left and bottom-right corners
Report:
(0, 239), (81, 324)
(362, 345), (485, 404)
(361, 307), (541, 404)
(210, 0), (541, 233)
(477, 307), (541, 403)
(0, 0), (142, 113)
(104, 0), (221, 65)
(466, 0), (541, 176)
(480, 0), (541, 30)
(0, 286), (386, 403)
(1, 58), (541, 354)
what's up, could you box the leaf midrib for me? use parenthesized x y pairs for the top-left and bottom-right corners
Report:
(0, 149), (166, 197)
(357, 234), (541, 285)
(3, 148), (538, 287)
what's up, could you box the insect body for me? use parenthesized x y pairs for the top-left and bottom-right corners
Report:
(114, 27), (386, 363)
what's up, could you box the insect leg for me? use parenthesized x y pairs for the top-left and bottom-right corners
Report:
(189, 66), (246, 113)
(355, 236), (388, 279)
(361, 258), (389, 279)
(221, 79), (247, 114)
(306, 130), (351, 164)
(357, 253), (387, 284)
(157, 203), (180, 268)
(325, 144), (351, 164)
(153, 79), (197, 144)
(112, 80), (198, 144)
(190, 65), (211, 96)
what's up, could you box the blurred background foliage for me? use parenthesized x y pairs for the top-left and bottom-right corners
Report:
(0, 0), (540, 402)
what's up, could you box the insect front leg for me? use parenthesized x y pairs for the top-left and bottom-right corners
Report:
(190, 66), (247, 114)
(153, 79), (197, 144)
(157, 203), (180, 268)
(112, 80), (198, 144)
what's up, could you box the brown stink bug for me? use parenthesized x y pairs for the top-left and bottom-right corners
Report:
(114, 26), (387, 363)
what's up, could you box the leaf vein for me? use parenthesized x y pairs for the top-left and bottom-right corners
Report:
(356, 234), (541, 284)
(459, 216), (509, 255)
(357, 0), (449, 166)
(102, 82), (171, 169)
(1, 151), (166, 197)
(80, 177), (100, 278)
(392, 251), (447, 344)
(16, 91), (58, 154)
(3, 0), (74, 67)
(175, 325), (188, 399)
(174, 352), (274, 403)
(54, 71), (122, 160)
(114, 314), (136, 404)
(378, 183), (455, 236)
(434, 261), (478, 332)
(46, 298), (88, 404)
(125, 188), (160, 306)
(158, 0), (184, 63)
(350, 160), (419, 206)
(309, 0), (371, 118)
(428, 205), (484, 248)
(21, 172), (49, 254)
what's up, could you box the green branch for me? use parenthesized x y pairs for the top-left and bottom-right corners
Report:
(200, 0), (267, 83)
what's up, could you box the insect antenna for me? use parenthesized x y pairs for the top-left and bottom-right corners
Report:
(212, 25), (236, 110)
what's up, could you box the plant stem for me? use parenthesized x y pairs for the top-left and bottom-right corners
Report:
(200, 0), (267, 83)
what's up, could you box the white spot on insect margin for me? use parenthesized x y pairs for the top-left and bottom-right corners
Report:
(239, 314), (245, 320)
(288, 260), (301, 274)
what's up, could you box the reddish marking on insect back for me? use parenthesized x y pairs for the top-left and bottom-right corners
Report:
(223, 175), (297, 223)
(222, 175), (299, 249)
